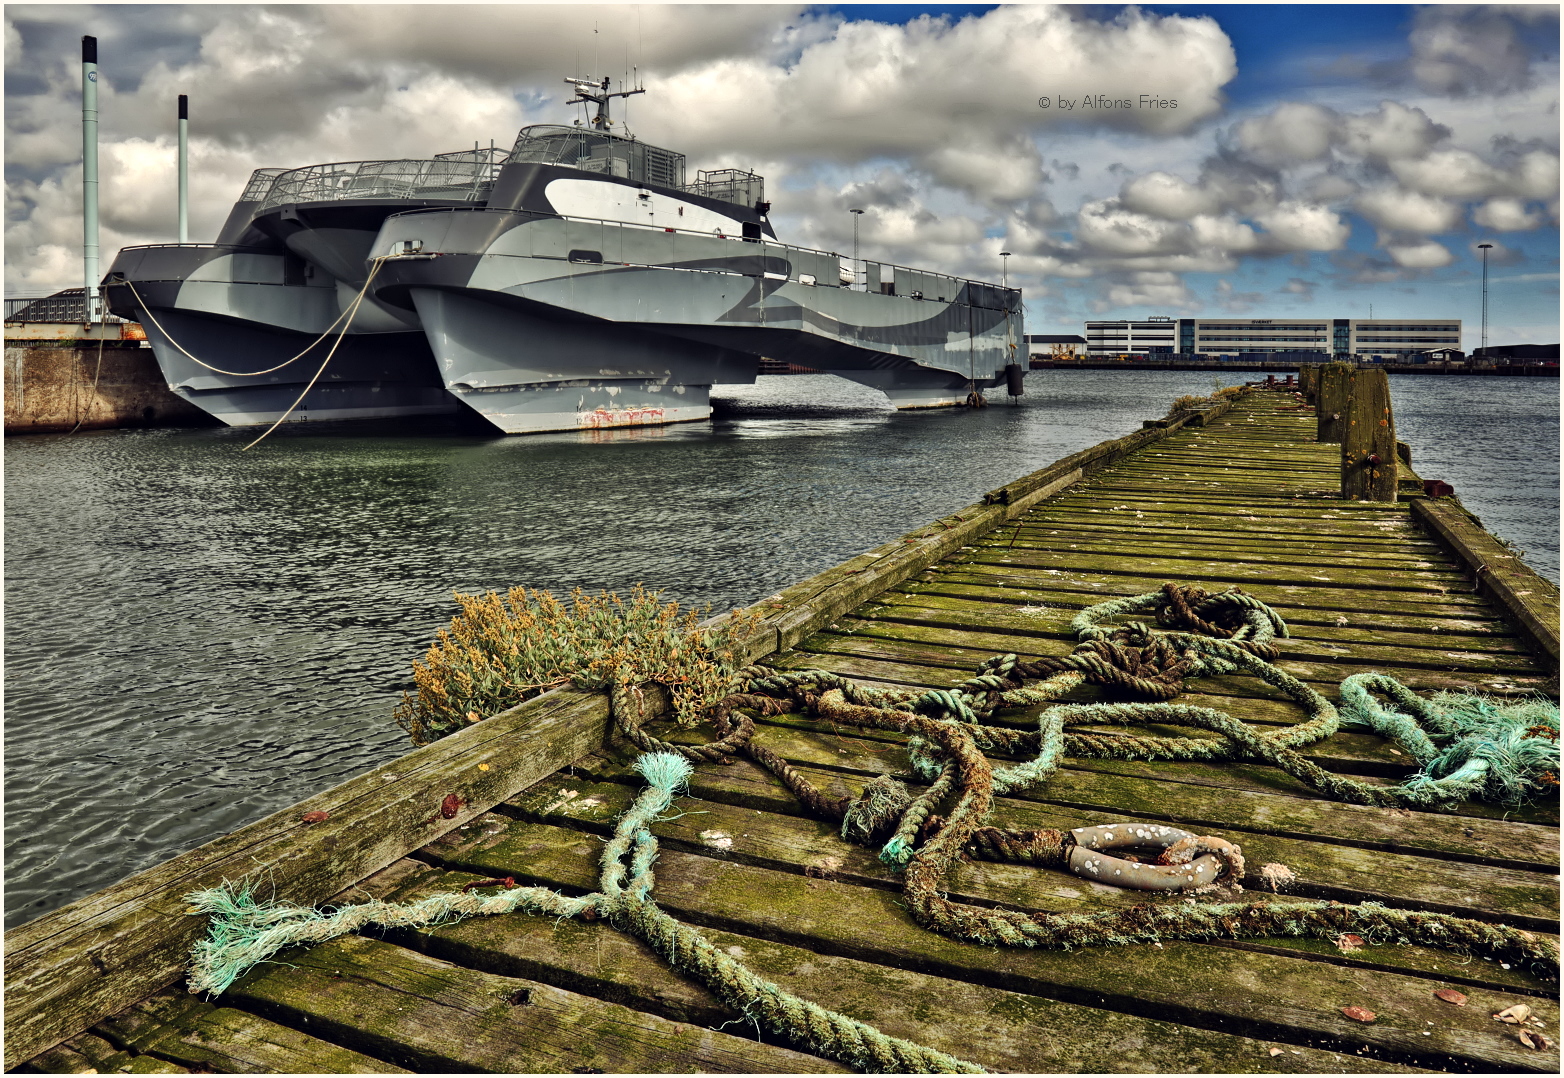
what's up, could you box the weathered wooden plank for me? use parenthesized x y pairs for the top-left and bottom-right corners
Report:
(830, 614), (1544, 676)
(914, 573), (1495, 620)
(1104, 469), (1340, 490)
(860, 593), (1531, 656)
(94, 989), (407, 1074)
(358, 859), (1422, 1074)
(790, 625), (1550, 695)
(1022, 508), (1435, 540)
(1006, 533), (1446, 570)
(1042, 490), (1406, 516)
(1135, 444), (1330, 461)
(12, 1030), (190, 1074)
(955, 544), (1469, 592)
(420, 815), (1559, 1073)
(1051, 483), (1370, 506)
(985, 535), (1460, 576)
(224, 933), (847, 1073)
(1101, 474), (1339, 494)
(1125, 449), (1335, 465)
(2, 683), (619, 1070)
(997, 516), (1446, 551)
(1001, 521), (1450, 560)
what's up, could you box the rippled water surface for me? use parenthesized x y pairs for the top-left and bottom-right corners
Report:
(5, 371), (1557, 926)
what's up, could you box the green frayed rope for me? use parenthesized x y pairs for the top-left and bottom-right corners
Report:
(1338, 673), (1559, 806)
(184, 751), (983, 1074)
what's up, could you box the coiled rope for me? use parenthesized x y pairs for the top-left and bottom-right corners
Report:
(184, 582), (1559, 1072)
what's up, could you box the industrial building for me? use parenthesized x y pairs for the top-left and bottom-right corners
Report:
(1023, 333), (1087, 358)
(1084, 317), (1461, 360)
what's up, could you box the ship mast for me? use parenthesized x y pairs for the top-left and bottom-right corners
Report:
(564, 75), (643, 132)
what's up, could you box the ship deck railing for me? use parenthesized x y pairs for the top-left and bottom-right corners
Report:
(382, 204), (1020, 308)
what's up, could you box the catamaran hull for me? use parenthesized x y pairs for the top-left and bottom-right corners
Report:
(371, 209), (1019, 433)
(408, 285), (749, 433)
(104, 248), (460, 427)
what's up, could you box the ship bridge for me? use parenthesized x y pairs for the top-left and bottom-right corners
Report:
(508, 124), (763, 208)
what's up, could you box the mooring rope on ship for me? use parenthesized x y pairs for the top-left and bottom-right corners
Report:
(184, 582), (1559, 1073)
(237, 257), (387, 451)
(122, 265), (378, 378)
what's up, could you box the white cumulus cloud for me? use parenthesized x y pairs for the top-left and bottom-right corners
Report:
(1386, 240), (1455, 268)
(1472, 197), (1542, 231)
(1354, 188), (1462, 234)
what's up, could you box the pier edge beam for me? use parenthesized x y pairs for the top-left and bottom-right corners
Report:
(1340, 367), (1398, 502)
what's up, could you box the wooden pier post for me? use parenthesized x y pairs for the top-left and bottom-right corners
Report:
(1298, 365), (1318, 403)
(1341, 367), (1397, 501)
(1316, 363), (1349, 443)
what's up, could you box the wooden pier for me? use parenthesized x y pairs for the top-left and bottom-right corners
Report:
(7, 389), (1558, 1074)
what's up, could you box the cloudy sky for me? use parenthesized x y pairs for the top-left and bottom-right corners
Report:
(6, 3), (1559, 344)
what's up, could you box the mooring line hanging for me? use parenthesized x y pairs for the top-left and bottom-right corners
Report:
(122, 262), (377, 378)
(239, 257), (389, 452)
(67, 330), (108, 435)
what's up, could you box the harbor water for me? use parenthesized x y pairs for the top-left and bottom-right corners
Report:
(4, 370), (1557, 928)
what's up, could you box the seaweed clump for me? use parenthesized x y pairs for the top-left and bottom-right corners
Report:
(394, 585), (756, 745)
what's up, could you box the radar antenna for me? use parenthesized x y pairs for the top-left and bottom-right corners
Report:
(564, 75), (644, 132)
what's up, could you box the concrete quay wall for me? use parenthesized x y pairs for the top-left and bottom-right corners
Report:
(4, 337), (212, 434)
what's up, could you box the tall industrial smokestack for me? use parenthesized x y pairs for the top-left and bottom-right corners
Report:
(178, 94), (189, 242)
(82, 35), (99, 323)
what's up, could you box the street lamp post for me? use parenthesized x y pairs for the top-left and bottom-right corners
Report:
(1477, 243), (1493, 358)
(999, 252), (1018, 403)
(849, 208), (864, 290)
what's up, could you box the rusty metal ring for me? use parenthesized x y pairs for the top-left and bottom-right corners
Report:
(1065, 823), (1225, 891)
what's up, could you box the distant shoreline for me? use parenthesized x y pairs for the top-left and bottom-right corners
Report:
(1027, 359), (1557, 376)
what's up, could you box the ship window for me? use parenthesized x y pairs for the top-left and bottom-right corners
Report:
(742, 221), (762, 241)
(799, 273), (816, 286)
(568, 249), (604, 264)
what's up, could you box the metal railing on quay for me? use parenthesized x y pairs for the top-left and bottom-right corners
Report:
(5, 290), (130, 324)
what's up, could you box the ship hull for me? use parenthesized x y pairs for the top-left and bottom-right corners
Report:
(372, 208), (1019, 433)
(105, 213), (465, 428)
(408, 286), (744, 433)
(132, 306), (454, 426)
